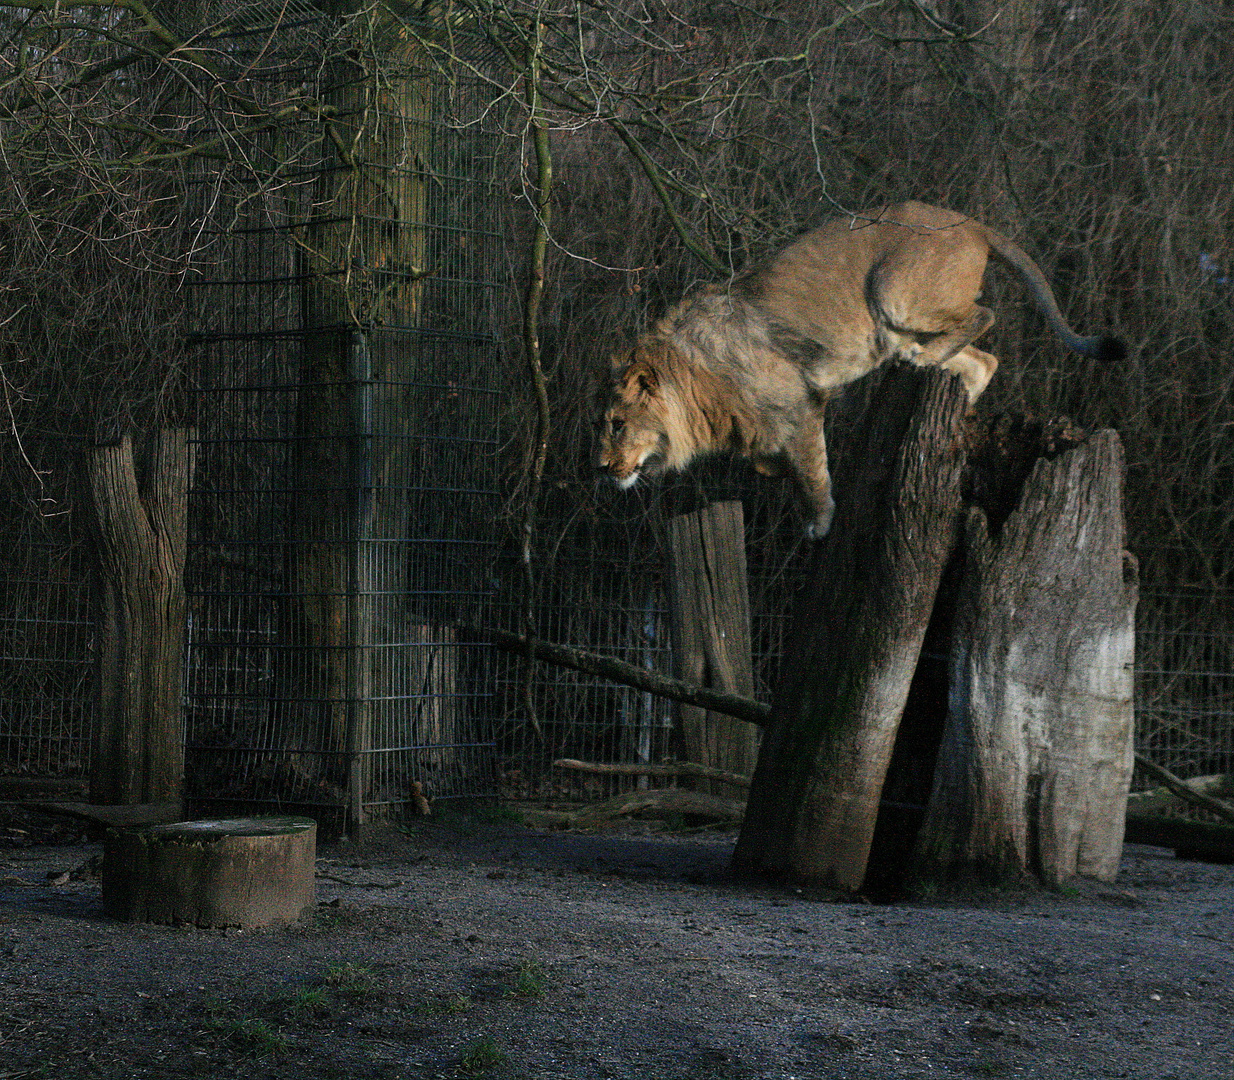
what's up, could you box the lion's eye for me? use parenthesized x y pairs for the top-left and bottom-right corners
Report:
(609, 418), (625, 437)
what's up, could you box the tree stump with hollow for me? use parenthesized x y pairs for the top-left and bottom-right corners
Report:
(733, 367), (1137, 892)
(911, 428), (1137, 887)
(102, 817), (316, 928)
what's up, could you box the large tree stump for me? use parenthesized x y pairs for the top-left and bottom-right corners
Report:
(665, 500), (759, 795)
(912, 430), (1137, 886)
(732, 366), (969, 889)
(102, 817), (316, 928)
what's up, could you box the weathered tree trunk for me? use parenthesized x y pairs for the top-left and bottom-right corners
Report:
(732, 366), (969, 888)
(286, 36), (434, 830)
(912, 430), (1137, 886)
(83, 428), (195, 805)
(665, 501), (758, 795)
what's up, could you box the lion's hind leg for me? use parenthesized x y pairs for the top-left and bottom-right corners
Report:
(901, 305), (997, 403)
(941, 344), (998, 403)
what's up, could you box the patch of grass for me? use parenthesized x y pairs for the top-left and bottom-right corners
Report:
(208, 1016), (289, 1057)
(322, 961), (377, 995)
(459, 1035), (508, 1074)
(284, 985), (330, 1015)
(506, 957), (547, 999)
(416, 991), (472, 1016)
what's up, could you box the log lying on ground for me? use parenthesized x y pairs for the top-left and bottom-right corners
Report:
(525, 788), (746, 830)
(554, 758), (752, 788)
(1131, 758), (1234, 825)
(1126, 772), (1231, 816)
(1124, 766), (1234, 863)
(1122, 814), (1234, 863)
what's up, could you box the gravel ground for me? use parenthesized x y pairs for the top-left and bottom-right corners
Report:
(0, 810), (1231, 1080)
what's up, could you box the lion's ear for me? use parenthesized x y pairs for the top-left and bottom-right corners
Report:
(624, 359), (660, 396)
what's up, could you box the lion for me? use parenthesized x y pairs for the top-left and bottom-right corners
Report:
(595, 201), (1124, 537)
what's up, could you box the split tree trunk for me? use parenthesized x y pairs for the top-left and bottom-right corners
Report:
(665, 501), (758, 795)
(732, 366), (969, 889)
(82, 428), (195, 805)
(912, 430), (1137, 886)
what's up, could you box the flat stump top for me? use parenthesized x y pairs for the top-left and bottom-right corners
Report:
(139, 816), (316, 840)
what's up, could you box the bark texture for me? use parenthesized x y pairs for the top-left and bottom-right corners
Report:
(665, 501), (758, 795)
(732, 365), (969, 889)
(83, 429), (194, 805)
(913, 430), (1137, 886)
(288, 42), (436, 829)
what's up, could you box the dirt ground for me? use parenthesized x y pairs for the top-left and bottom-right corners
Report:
(0, 806), (1231, 1080)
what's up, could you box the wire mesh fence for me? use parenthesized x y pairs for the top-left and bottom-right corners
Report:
(1136, 585), (1234, 782)
(180, 19), (505, 831)
(0, 2), (1231, 830)
(494, 461), (808, 802)
(0, 456), (93, 786)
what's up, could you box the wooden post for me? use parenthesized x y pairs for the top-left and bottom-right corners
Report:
(732, 366), (968, 889)
(912, 430), (1137, 886)
(665, 500), (758, 794)
(82, 428), (195, 806)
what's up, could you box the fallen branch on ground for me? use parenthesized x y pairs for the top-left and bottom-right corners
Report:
(1126, 773), (1231, 815)
(527, 788), (746, 830)
(1123, 815), (1234, 863)
(1132, 757), (1234, 825)
(553, 758), (752, 788)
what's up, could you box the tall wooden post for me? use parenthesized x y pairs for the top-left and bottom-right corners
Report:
(732, 366), (968, 889)
(83, 428), (195, 805)
(665, 500), (758, 795)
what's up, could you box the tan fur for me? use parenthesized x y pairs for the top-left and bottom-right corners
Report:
(595, 201), (1124, 537)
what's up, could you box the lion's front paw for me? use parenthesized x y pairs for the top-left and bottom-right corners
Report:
(803, 495), (835, 540)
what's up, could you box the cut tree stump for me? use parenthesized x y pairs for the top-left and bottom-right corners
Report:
(732, 365), (969, 889)
(912, 429), (1137, 887)
(102, 817), (316, 928)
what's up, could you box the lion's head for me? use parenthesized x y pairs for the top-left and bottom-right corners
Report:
(595, 335), (709, 490)
(594, 354), (669, 490)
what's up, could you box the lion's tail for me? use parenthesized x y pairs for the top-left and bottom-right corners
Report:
(984, 229), (1127, 363)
